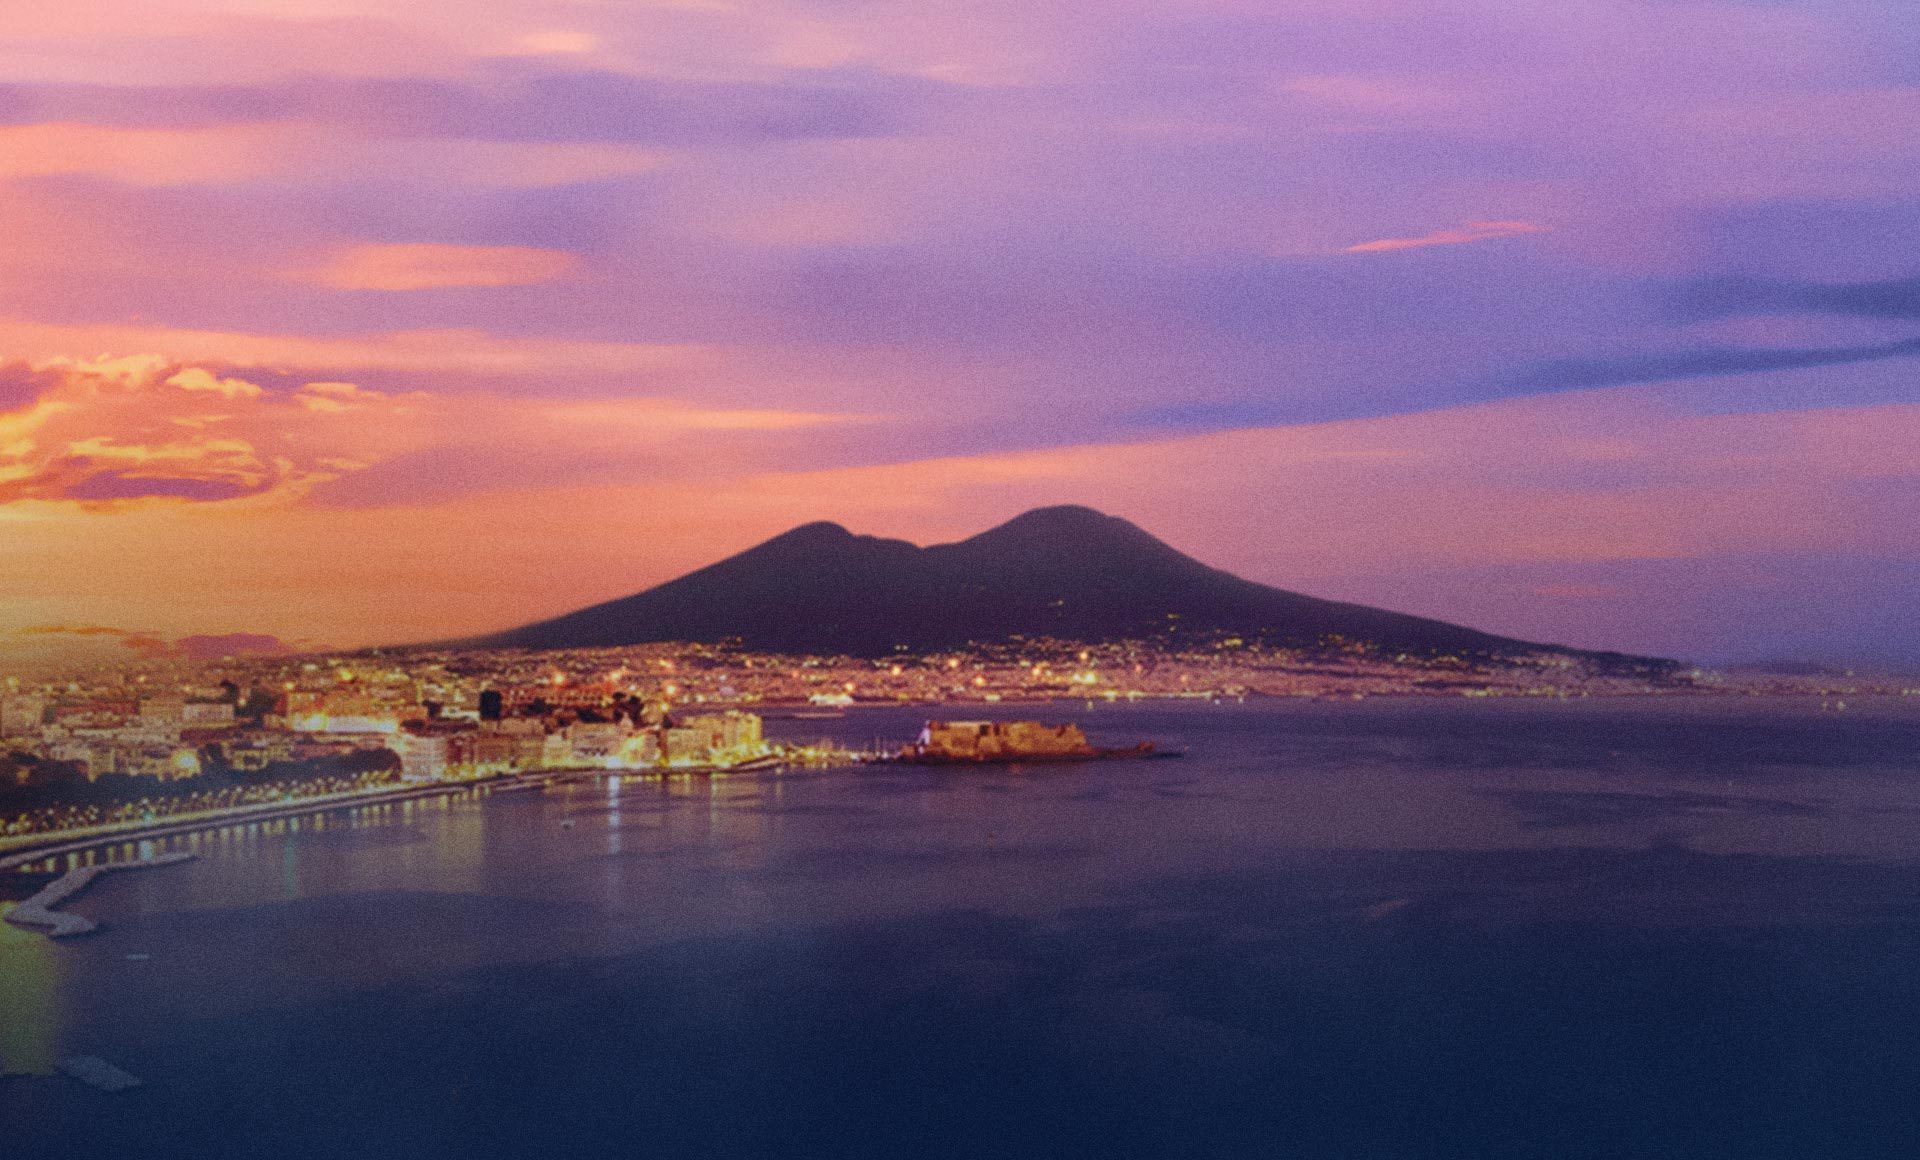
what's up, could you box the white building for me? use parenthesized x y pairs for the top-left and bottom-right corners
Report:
(565, 722), (629, 766)
(182, 702), (237, 727)
(138, 696), (188, 727)
(540, 731), (574, 769)
(675, 711), (767, 764)
(394, 732), (448, 781)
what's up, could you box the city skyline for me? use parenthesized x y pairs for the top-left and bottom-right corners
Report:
(2, 0), (1917, 670)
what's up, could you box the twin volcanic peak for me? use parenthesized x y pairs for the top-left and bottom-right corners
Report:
(471, 505), (1664, 667)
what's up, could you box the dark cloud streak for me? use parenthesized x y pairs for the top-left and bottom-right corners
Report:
(1520, 337), (1920, 391)
(1668, 273), (1920, 321)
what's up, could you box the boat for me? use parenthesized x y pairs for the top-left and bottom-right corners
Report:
(894, 719), (1178, 765)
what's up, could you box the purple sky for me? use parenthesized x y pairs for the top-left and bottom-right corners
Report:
(0, 0), (1915, 668)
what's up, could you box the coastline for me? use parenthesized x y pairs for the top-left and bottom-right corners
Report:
(0, 776), (530, 872)
(3, 691), (1904, 870)
(0, 757), (812, 873)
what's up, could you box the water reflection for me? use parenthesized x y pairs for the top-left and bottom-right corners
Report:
(6, 699), (1920, 1100)
(0, 900), (60, 1075)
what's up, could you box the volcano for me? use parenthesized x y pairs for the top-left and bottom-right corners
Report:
(469, 505), (1669, 669)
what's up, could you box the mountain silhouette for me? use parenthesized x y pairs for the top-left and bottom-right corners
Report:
(469, 505), (1669, 668)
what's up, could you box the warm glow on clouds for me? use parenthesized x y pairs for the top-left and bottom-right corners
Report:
(0, 354), (872, 513)
(1346, 221), (1552, 254)
(541, 399), (862, 432)
(288, 242), (582, 291)
(3, 386), (1912, 664)
(0, 319), (702, 377)
(0, 356), (423, 506)
(0, 122), (284, 185)
(0, 122), (669, 188)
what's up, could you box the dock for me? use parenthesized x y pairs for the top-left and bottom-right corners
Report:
(4, 852), (197, 938)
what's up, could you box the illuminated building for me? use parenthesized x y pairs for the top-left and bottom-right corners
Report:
(661, 727), (711, 765)
(676, 711), (767, 763)
(914, 720), (1092, 760)
(137, 696), (187, 726)
(0, 694), (46, 737)
(394, 732), (449, 781)
(286, 692), (401, 734)
(182, 702), (237, 727)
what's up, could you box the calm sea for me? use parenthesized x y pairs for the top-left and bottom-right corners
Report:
(6, 696), (1920, 1158)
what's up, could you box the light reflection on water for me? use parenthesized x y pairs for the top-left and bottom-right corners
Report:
(3, 698), (1920, 1092)
(0, 900), (59, 1075)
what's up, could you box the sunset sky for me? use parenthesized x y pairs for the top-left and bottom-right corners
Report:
(1, 0), (1916, 669)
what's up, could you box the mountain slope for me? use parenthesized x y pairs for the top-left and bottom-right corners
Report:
(468, 505), (1667, 666)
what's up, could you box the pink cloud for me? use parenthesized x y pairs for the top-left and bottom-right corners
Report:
(287, 242), (582, 291)
(1345, 220), (1552, 254)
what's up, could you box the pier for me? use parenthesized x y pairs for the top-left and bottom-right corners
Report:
(4, 851), (197, 938)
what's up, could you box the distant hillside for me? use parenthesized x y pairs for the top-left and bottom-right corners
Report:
(466, 505), (1676, 671)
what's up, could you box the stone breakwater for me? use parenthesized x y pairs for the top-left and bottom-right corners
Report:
(3, 852), (197, 938)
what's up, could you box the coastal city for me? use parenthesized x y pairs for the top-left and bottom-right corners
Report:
(2, 634), (1911, 852)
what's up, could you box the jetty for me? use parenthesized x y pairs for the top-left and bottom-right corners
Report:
(4, 852), (196, 938)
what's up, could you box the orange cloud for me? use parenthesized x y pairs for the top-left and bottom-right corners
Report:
(0, 123), (287, 186)
(539, 399), (862, 433)
(0, 355), (426, 507)
(1346, 220), (1551, 253)
(0, 319), (700, 377)
(286, 242), (582, 291)
(0, 354), (871, 512)
(16, 624), (146, 638)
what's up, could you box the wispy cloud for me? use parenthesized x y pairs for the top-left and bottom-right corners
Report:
(286, 242), (581, 291)
(0, 319), (703, 377)
(0, 68), (929, 147)
(11, 624), (295, 660)
(1345, 220), (1551, 254)
(16, 623), (171, 655)
(1520, 337), (1920, 391)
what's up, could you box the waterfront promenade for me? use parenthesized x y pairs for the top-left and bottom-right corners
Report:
(0, 776), (534, 873)
(0, 758), (794, 876)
